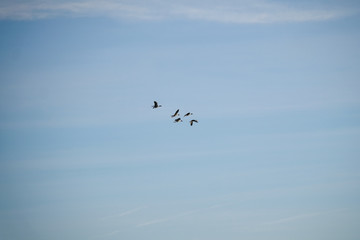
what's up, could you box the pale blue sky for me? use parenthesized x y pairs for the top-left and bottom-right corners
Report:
(1, 1), (360, 240)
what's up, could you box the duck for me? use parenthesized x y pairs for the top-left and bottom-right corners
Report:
(152, 101), (162, 109)
(184, 112), (193, 117)
(171, 109), (180, 118)
(190, 119), (198, 126)
(174, 118), (182, 123)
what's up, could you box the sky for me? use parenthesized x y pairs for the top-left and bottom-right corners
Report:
(1, 0), (360, 239)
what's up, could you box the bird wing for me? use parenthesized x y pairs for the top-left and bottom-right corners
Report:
(154, 101), (158, 107)
(175, 109), (179, 115)
(190, 120), (198, 125)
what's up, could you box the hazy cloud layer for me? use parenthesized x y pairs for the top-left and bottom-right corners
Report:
(0, 0), (355, 23)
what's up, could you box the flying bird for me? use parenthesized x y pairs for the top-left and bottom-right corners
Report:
(184, 112), (193, 117)
(171, 109), (180, 118)
(190, 119), (198, 126)
(152, 101), (162, 109)
(174, 118), (182, 123)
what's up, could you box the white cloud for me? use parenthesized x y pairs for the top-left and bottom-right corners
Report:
(0, 0), (355, 23)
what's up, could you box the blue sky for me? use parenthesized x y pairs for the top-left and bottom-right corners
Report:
(1, 0), (360, 239)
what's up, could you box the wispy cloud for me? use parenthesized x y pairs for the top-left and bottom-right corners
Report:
(95, 229), (122, 239)
(96, 211), (189, 239)
(173, 3), (352, 23)
(264, 212), (323, 225)
(99, 206), (145, 222)
(93, 206), (146, 239)
(137, 203), (227, 227)
(137, 210), (196, 227)
(0, 1), (155, 20)
(232, 208), (348, 233)
(0, 0), (355, 23)
(264, 208), (348, 226)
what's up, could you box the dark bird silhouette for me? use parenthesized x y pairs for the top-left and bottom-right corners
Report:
(171, 109), (180, 118)
(184, 112), (193, 117)
(174, 118), (182, 123)
(190, 119), (198, 126)
(152, 101), (162, 109)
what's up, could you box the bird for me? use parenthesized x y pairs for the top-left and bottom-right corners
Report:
(184, 112), (193, 117)
(174, 118), (182, 123)
(190, 119), (198, 126)
(152, 101), (162, 109)
(171, 109), (180, 118)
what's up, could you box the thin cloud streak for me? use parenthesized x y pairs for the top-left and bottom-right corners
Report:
(264, 212), (323, 225)
(0, 1), (155, 20)
(232, 208), (349, 233)
(0, 0), (355, 23)
(263, 208), (348, 226)
(137, 204), (227, 227)
(99, 206), (146, 221)
(174, 5), (350, 23)
(137, 210), (196, 227)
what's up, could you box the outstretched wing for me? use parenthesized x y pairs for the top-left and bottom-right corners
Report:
(171, 109), (179, 117)
(190, 119), (198, 126)
(153, 101), (158, 107)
